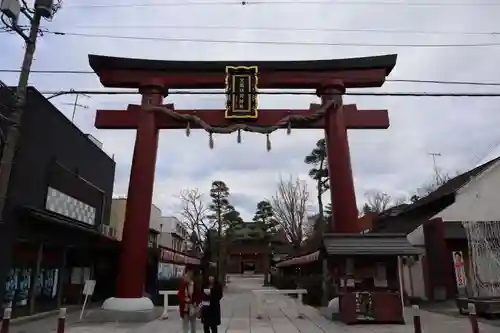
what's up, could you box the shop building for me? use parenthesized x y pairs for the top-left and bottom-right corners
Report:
(0, 86), (117, 317)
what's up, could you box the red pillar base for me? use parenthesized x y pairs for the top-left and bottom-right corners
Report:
(102, 297), (154, 311)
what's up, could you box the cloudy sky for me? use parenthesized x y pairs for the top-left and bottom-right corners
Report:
(2, 0), (500, 221)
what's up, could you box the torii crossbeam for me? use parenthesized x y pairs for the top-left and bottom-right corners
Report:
(88, 54), (397, 310)
(95, 104), (389, 129)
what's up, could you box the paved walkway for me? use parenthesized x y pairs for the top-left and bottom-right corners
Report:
(9, 275), (500, 333)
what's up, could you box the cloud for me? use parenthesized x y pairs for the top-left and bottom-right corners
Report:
(3, 1), (500, 221)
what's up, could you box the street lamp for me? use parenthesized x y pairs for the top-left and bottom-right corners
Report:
(0, 0), (58, 225)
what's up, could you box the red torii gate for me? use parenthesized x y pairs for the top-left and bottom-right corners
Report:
(88, 54), (396, 305)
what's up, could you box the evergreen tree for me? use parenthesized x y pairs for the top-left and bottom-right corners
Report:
(208, 180), (231, 230)
(208, 180), (232, 279)
(304, 138), (329, 220)
(223, 205), (244, 233)
(253, 200), (277, 285)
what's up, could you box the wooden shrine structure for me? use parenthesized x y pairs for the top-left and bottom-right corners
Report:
(88, 54), (397, 304)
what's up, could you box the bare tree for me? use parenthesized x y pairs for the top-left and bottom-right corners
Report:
(366, 190), (392, 212)
(271, 176), (310, 250)
(418, 168), (451, 196)
(362, 190), (392, 215)
(178, 188), (211, 249)
(392, 195), (408, 206)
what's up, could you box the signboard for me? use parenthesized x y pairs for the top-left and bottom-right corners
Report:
(452, 251), (468, 296)
(83, 280), (96, 296)
(355, 292), (374, 321)
(225, 66), (259, 119)
(80, 280), (96, 320)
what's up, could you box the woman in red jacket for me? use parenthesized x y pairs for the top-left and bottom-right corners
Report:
(178, 270), (200, 333)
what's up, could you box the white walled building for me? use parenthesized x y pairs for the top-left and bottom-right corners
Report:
(158, 216), (191, 252)
(108, 198), (196, 280)
(109, 198), (191, 252)
(371, 156), (500, 302)
(108, 197), (162, 241)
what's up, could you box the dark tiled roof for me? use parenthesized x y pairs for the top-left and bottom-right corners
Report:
(372, 156), (500, 234)
(406, 156), (500, 212)
(89, 54), (397, 75)
(323, 233), (422, 256)
(232, 222), (264, 239)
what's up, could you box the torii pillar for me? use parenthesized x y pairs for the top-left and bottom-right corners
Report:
(320, 85), (359, 233)
(101, 82), (164, 313)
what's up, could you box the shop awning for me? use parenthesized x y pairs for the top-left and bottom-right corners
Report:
(275, 250), (320, 268)
(20, 206), (120, 248)
(159, 247), (201, 266)
(323, 233), (422, 256)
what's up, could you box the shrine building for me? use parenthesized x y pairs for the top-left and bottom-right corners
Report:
(226, 222), (290, 274)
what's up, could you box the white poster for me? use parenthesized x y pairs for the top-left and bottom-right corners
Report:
(453, 251), (467, 288)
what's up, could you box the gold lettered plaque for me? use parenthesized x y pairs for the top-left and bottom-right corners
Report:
(225, 66), (259, 119)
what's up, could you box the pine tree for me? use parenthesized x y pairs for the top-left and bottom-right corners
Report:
(304, 138), (329, 220)
(208, 180), (232, 279)
(253, 200), (277, 285)
(223, 205), (244, 233)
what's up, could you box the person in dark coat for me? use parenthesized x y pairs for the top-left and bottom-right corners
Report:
(201, 275), (223, 333)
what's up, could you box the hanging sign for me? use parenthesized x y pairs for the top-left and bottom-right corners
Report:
(225, 66), (259, 119)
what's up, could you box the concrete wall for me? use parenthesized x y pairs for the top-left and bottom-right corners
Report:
(149, 205), (162, 232)
(402, 254), (427, 300)
(109, 202), (189, 251)
(110, 198), (163, 241)
(158, 216), (189, 251)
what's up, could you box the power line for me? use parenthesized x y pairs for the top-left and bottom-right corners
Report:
(387, 79), (500, 87)
(0, 69), (93, 74)
(12, 30), (500, 48)
(66, 24), (500, 36)
(64, 1), (500, 9)
(4, 26), (500, 47)
(2, 69), (500, 87)
(40, 90), (500, 99)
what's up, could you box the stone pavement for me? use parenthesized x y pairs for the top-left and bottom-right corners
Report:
(13, 274), (500, 333)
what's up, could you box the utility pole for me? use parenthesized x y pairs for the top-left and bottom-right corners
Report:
(0, 0), (57, 224)
(0, 0), (60, 309)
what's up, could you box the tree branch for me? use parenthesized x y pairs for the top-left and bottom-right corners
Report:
(177, 188), (209, 248)
(271, 176), (310, 249)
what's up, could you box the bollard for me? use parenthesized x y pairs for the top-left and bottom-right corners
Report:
(297, 293), (304, 319)
(56, 308), (67, 333)
(161, 293), (169, 320)
(256, 294), (263, 319)
(1, 307), (11, 333)
(1, 308), (11, 333)
(412, 305), (421, 333)
(468, 303), (479, 333)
